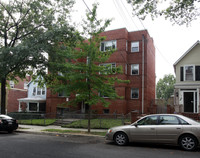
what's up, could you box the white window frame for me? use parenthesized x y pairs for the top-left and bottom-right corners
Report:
(100, 40), (117, 52)
(131, 41), (139, 52)
(131, 64), (139, 75)
(184, 65), (195, 81)
(9, 81), (14, 88)
(36, 87), (46, 96)
(131, 88), (139, 99)
(99, 63), (116, 75)
(58, 91), (68, 97)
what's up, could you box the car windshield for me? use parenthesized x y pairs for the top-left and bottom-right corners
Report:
(0, 115), (13, 119)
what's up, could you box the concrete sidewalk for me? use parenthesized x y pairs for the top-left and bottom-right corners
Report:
(17, 124), (107, 137)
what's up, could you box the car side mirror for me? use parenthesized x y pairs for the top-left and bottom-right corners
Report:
(134, 123), (138, 127)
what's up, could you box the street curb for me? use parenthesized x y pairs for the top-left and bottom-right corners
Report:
(16, 130), (105, 138)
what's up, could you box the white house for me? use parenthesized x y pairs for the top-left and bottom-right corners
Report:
(174, 40), (200, 113)
(18, 78), (46, 112)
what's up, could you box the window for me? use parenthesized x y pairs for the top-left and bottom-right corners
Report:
(42, 88), (45, 95)
(36, 87), (45, 95)
(195, 66), (200, 81)
(9, 81), (14, 88)
(99, 63), (116, 74)
(100, 40), (116, 52)
(99, 87), (115, 98)
(103, 109), (110, 114)
(131, 64), (139, 75)
(33, 87), (36, 96)
(180, 65), (200, 81)
(29, 103), (37, 111)
(137, 116), (158, 125)
(185, 66), (193, 81)
(159, 116), (179, 125)
(131, 88), (139, 99)
(58, 91), (67, 97)
(131, 41), (139, 52)
(37, 87), (41, 95)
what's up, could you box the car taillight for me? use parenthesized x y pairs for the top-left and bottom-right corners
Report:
(0, 119), (2, 124)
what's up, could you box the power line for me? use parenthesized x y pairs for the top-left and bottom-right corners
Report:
(82, 0), (92, 13)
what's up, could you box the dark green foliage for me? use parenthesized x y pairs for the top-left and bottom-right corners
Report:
(0, 0), (75, 114)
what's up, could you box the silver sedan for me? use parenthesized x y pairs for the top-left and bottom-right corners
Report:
(106, 114), (200, 151)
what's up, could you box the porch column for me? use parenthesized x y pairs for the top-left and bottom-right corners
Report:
(26, 102), (29, 112)
(81, 101), (85, 113)
(18, 101), (22, 112)
(37, 102), (39, 112)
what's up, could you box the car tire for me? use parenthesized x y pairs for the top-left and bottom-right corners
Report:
(114, 132), (128, 146)
(179, 134), (198, 151)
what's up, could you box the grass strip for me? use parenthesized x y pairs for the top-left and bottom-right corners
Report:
(62, 119), (130, 129)
(18, 119), (56, 126)
(43, 129), (106, 137)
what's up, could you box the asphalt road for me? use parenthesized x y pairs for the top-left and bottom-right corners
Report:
(0, 132), (199, 158)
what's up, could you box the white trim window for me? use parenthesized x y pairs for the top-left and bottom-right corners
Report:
(37, 87), (46, 95)
(58, 91), (68, 97)
(131, 41), (139, 52)
(99, 63), (116, 75)
(180, 65), (200, 81)
(185, 65), (194, 81)
(9, 81), (14, 88)
(100, 40), (116, 51)
(131, 88), (139, 99)
(131, 64), (139, 75)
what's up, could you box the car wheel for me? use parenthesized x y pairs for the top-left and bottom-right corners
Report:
(114, 132), (128, 146)
(179, 135), (198, 151)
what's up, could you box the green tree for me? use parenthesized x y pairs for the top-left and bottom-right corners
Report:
(127, 0), (200, 25)
(46, 4), (129, 132)
(0, 0), (75, 114)
(156, 74), (176, 102)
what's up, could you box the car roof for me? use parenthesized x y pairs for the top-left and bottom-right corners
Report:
(0, 115), (13, 119)
(141, 114), (199, 124)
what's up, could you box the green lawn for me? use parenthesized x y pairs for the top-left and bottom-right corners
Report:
(18, 119), (56, 126)
(62, 118), (130, 129)
(43, 129), (106, 136)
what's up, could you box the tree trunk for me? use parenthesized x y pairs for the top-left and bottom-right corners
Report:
(1, 78), (6, 114)
(88, 105), (91, 133)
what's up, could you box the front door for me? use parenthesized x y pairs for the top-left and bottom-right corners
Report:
(184, 92), (194, 112)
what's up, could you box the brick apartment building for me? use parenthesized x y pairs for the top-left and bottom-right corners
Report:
(46, 28), (156, 115)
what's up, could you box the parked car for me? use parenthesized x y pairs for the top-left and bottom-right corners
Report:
(106, 114), (200, 151)
(0, 115), (18, 133)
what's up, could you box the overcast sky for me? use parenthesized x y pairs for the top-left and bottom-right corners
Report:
(71, 0), (200, 82)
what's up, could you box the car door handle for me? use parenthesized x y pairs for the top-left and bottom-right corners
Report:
(150, 128), (155, 130)
(176, 128), (181, 130)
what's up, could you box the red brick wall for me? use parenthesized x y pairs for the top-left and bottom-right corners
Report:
(7, 89), (27, 113)
(6, 76), (31, 113)
(46, 28), (155, 115)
